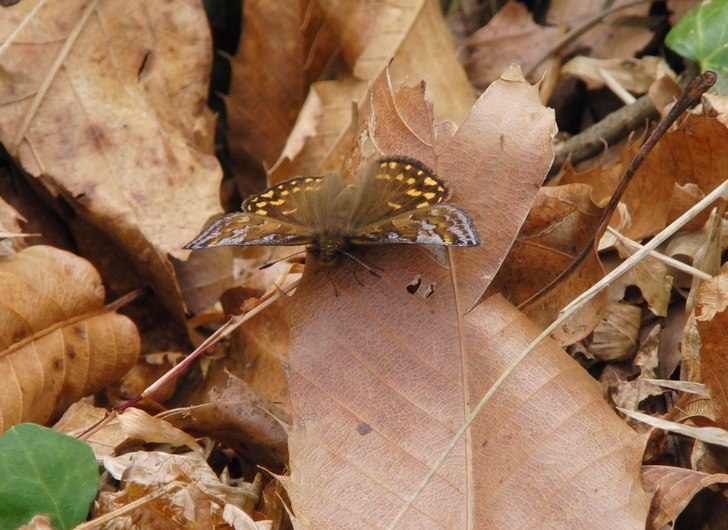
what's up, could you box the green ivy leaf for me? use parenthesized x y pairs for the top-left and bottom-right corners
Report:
(665, 0), (728, 94)
(0, 424), (99, 530)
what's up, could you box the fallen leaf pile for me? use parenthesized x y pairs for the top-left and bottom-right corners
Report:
(1, 0), (727, 529)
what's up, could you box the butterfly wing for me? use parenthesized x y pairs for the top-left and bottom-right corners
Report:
(350, 203), (480, 247)
(347, 158), (452, 229)
(185, 212), (316, 249)
(243, 174), (348, 229)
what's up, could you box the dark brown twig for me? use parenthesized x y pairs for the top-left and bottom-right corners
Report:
(551, 65), (699, 173)
(520, 70), (717, 310)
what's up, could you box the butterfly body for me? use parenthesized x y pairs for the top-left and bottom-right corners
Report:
(185, 157), (480, 266)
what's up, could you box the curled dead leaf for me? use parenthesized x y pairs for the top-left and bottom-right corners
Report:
(643, 465), (728, 528)
(0, 246), (139, 434)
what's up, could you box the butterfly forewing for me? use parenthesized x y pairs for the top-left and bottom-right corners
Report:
(184, 212), (317, 249)
(348, 158), (452, 230)
(243, 174), (348, 229)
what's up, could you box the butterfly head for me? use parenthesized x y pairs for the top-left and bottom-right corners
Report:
(310, 233), (350, 266)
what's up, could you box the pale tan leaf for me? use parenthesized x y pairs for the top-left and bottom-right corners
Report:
(116, 408), (202, 452)
(591, 302), (641, 362)
(561, 56), (671, 93)
(98, 451), (260, 529)
(0, 0), (223, 322)
(612, 243), (673, 318)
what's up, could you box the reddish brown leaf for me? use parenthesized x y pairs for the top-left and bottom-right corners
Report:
(277, 69), (650, 528)
(486, 184), (607, 344)
(164, 375), (290, 472)
(559, 114), (728, 241)
(642, 465), (728, 528)
(464, 1), (560, 88)
(562, 56), (670, 93)
(226, 0), (308, 175)
(694, 272), (728, 429)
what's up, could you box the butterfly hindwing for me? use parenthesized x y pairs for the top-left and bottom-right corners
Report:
(184, 212), (316, 249)
(350, 203), (480, 247)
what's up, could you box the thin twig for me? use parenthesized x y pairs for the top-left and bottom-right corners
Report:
(522, 71), (717, 309)
(605, 226), (713, 282)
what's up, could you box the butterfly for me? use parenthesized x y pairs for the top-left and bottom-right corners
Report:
(185, 157), (480, 268)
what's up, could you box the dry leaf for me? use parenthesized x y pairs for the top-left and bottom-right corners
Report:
(643, 465), (728, 528)
(282, 284), (651, 527)
(559, 114), (728, 241)
(98, 451), (260, 529)
(0, 246), (139, 433)
(53, 402), (126, 457)
(463, 1), (560, 87)
(561, 56), (671, 93)
(262, 0), (477, 180)
(486, 183), (607, 344)
(610, 243), (673, 318)
(545, 0), (653, 60)
(0, 1), (223, 323)
(116, 408), (202, 452)
(693, 271), (728, 429)
(163, 375), (290, 473)
(591, 302), (641, 362)
(666, 220), (728, 290)
(0, 171), (78, 257)
(217, 287), (291, 408)
(226, 0), (309, 176)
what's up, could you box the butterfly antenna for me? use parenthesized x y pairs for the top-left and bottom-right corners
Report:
(259, 249), (308, 270)
(337, 249), (383, 278)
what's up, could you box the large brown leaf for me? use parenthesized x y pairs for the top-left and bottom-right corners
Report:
(0, 0), (223, 322)
(278, 68), (651, 528)
(0, 246), (139, 434)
